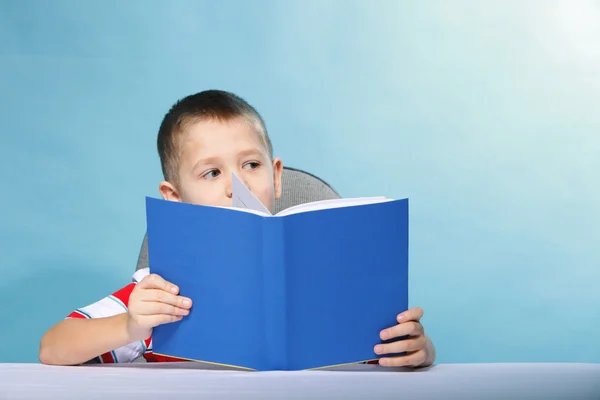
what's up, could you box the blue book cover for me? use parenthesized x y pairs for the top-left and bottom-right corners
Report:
(146, 174), (409, 371)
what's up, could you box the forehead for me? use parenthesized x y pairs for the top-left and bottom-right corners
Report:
(177, 116), (267, 157)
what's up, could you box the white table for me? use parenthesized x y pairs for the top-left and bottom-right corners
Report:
(1, 362), (599, 399)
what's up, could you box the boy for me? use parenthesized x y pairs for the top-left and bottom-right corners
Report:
(38, 90), (436, 368)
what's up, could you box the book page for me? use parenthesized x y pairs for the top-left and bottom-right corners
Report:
(231, 172), (272, 216)
(275, 197), (394, 217)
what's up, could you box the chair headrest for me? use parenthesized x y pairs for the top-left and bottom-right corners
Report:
(274, 167), (340, 213)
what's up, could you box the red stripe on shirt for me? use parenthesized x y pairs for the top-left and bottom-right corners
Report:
(100, 352), (115, 363)
(111, 283), (136, 308)
(67, 310), (89, 319)
(143, 351), (187, 363)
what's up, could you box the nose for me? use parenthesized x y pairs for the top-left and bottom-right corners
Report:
(226, 173), (251, 199)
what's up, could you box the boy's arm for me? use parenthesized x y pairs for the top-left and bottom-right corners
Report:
(39, 312), (134, 365)
(39, 282), (147, 366)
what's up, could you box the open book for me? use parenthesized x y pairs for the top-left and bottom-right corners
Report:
(146, 173), (409, 371)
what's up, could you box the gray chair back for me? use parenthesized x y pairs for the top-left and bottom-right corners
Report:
(135, 166), (340, 271)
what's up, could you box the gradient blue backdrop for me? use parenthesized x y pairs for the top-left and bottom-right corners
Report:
(1, 0), (599, 364)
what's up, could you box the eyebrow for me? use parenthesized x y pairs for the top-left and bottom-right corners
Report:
(191, 148), (265, 173)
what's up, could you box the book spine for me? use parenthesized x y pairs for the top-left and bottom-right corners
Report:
(262, 217), (287, 370)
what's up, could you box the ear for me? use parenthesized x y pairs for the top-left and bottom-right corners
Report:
(272, 157), (284, 199)
(159, 181), (182, 202)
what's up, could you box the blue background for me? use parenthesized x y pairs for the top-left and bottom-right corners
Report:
(1, 0), (599, 364)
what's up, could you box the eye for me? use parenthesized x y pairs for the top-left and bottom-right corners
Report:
(243, 161), (260, 170)
(202, 169), (221, 180)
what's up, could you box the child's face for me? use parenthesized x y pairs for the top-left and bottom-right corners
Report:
(159, 117), (283, 213)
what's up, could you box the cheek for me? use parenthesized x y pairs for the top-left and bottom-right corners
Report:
(179, 183), (215, 205)
(255, 184), (275, 208)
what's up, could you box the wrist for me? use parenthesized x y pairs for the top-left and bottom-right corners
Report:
(123, 312), (149, 342)
(118, 313), (136, 343)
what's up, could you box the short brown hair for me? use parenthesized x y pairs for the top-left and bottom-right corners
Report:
(157, 90), (273, 184)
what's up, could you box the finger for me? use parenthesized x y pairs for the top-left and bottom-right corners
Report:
(396, 307), (423, 324)
(138, 273), (179, 294)
(380, 321), (424, 341)
(147, 314), (184, 328)
(141, 289), (192, 309)
(137, 301), (191, 317)
(379, 350), (427, 368)
(374, 335), (427, 356)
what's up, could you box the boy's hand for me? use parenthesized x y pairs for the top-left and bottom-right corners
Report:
(126, 273), (192, 341)
(374, 307), (435, 368)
